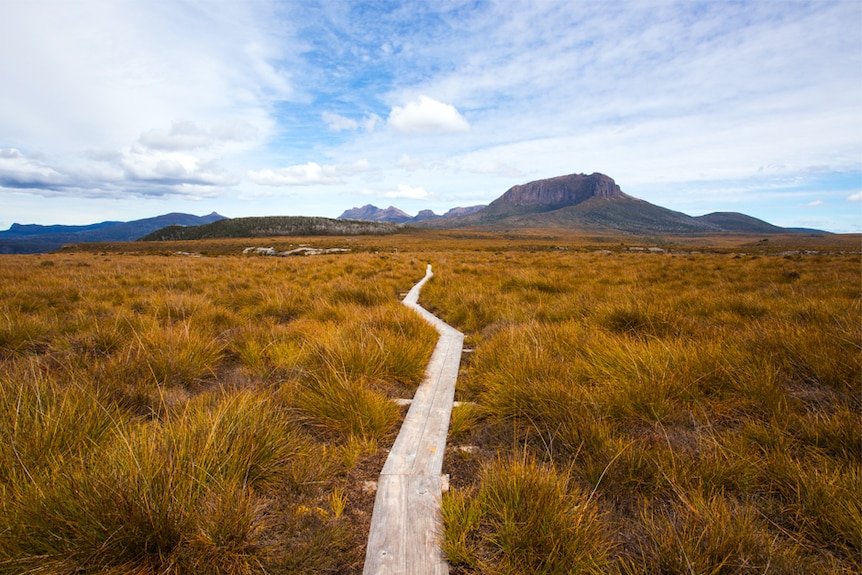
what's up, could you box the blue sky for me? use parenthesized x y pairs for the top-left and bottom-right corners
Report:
(1, 0), (860, 232)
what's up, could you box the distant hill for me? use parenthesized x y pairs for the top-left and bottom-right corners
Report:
(338, 205), (413, 223)
(140, 216), (401, 241)
(0, 212), (226, 254)
(693, 212), (785, 234)
(411, 172), (828, 235)
(338, 204), (485, 224)
(1, 221), (124, 238)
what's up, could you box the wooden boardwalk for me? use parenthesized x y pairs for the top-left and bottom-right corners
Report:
(363, 265), (463, 575)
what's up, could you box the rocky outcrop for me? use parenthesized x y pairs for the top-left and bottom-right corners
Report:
(412, 209), (439, 222)
(492, 172), (628, 209)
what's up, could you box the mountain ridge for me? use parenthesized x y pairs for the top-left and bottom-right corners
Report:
(337, 204), (485, 224)
(408, 172), (828, 235)
(0, 212), (226, 254)
(140, 216), (401, 241)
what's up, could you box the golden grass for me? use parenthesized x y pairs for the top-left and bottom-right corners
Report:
(0, 251), (437, 574)
(1, 231), (858, 573)
(442, 455), (612, 574)
(425, 248), (861, 573)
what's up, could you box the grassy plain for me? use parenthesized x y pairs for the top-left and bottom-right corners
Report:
(0, 250), (438, 574)
(419, 236), (860, 574)
(1, 229), (859, 574)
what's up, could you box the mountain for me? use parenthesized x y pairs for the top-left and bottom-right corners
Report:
(140, 216), (401, 241)
(441, 205), (486, 218)
(693, 212), (786, 234)
(491, 172), (628, 212)
(338, 204), (486, 224)
(338, 205), (413, 223)
(412, 172), (827, 235)
(0, 212), (226, 254)
(1, 221), (123, 238)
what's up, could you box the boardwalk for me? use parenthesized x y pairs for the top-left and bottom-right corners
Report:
(363, 265), (464, 575)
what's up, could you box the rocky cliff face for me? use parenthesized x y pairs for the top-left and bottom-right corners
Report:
(494, 172), (627, 208)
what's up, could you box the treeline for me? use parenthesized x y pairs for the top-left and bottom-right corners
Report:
(140, 216), (402, 241)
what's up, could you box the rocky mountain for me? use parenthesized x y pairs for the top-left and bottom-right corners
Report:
(338, 205), (413, 223)
(493, 172), (628, 210)
(0, 212), (226, 254)
(338, 204), (486, 224)
(412, 172), (827, 235)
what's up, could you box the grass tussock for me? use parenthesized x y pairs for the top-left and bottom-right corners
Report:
(1, 235), (858, 573)
(0, 251), (438, 573)
(432, 249), (861, 573)
(292, 369), (399, 443)
(441, 455), (612, 574)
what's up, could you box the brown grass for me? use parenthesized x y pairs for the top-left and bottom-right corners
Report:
(424, 246), (860, 573)
(1, 230), (858, 573)
(0, 250), (436, 574)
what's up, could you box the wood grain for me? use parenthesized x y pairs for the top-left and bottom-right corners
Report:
(363, 265), (463, 575)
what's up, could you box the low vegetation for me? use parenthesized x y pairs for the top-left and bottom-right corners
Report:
(1, 230), (858, 573)
(426, 248), (860, 574)
(0, 251), (437, 574)
(140, 216), (401, 241)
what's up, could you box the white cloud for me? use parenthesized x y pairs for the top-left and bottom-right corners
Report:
(138, 121), (210, 151)
(0, 1), (860, 231)
(387, 96), (469, 134)
(0, 0), (288, 154)
(211, 119), (260, 143)
(397, 154), (424, 170)
(0, 148), (66, 189)
(322, 111), (380, 132)
(248, 159), (372, 186)
(805, 200), (824, 207)
(384, 184), (428, 199)
(138, 120), (258, 151)
(121, 149), (235, 187)
(465, 160), (524, 178)
(322, 112), (359, 131)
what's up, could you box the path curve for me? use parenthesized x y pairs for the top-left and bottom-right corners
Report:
(363, 264), (463, 575)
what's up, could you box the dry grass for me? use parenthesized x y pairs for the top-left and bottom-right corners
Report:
(426, 248), (861, 574)
(1, 231), (858, 573)
(0, 250), (437, 574)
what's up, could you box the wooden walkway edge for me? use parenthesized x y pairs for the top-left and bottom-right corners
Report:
(363, 264), (463, 575)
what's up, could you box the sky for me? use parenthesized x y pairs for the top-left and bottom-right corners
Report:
(1, 0), (861, 233)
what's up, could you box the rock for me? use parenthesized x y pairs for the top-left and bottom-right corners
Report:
(493, 172), (628, 208)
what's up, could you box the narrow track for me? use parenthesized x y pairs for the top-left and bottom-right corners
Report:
(363, 264), (463, 575)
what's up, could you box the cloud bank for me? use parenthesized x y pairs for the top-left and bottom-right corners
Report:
(0, 0), (858, 231)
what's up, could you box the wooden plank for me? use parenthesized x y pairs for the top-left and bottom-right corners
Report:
(364, 265), (462, 575)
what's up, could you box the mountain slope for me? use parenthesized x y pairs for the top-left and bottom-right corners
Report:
(412, 172), (825, 235)
(694, 212), (786, 234)
(502, 196), (720, 234)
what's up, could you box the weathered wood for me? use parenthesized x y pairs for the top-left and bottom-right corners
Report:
(364, 265), (463, 575)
